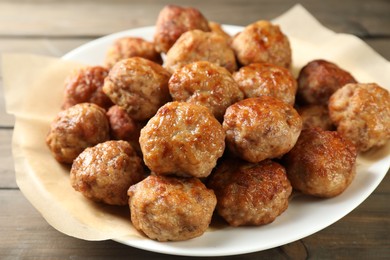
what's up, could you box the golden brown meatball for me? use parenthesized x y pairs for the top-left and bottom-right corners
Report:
(70, 140), (144, 206)
(128, 175), (216, 241)
(46, 103), (110, 164)
(328, 83), (390, 152)
(230, 20), (292, 68)
(297, 105), (334, 131)
(297, 59), (357, 105)
(104, 37), (162, 69)
(233, 63), (297, 106)
(164, 29), (237, 73)
(62, 66), (112, 110)
(102, 57), (171, 121)
(106, 105), (144, 155)
(208, 21), (231, 42)
(154, 5), (210, 53)
(140, 101), (225, 178)
(223, 96), (302, 163)
(208, 159), (292, 227)
(283, 128), (357, 198)
(168, 61), (244, 120)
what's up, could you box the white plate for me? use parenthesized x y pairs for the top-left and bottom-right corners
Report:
(62, 25), (390, 257)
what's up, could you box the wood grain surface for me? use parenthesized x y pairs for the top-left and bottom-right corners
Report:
(0, 0), (389, 259)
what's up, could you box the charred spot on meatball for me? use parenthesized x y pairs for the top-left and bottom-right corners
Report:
(62, 66), (112, 110)
(128, 175), (217, 241)
(106, 105), (144, 155)
(297, 59), (357, 105)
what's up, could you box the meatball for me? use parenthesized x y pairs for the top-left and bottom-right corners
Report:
(164, 29), (237, 73)
(208, 21), (231, 42)
(70, 140), (144, 206)
(208, 159), (292, 226)
(46, 103), (110, 164)
(223, 96), (302, 163)
(328, 83), (390, 152)
(230, 20), (292, 68)
(140, 101), (225, 178)
(128, 175), (217, 241)
(62, 66), (112, 110)
(233, 63), (297, 106)
(102, 57), (171, 121)
(297, 105), (334, 130)
(104, 37), (162, 69)
(106, 105), (144, 155)
(154, 5), (210, 53)
(297, 59), (357, 105)
(168, 61), (244, 120)
(283, 128), (357, 198)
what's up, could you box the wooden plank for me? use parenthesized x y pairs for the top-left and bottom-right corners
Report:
(301, 173), (390, 259)
(0, 88), (14, 127)
(0, 190), (284, 259)
(0, 174), (388, 259)
(0, 38), (90, 79)
(365, 38), (390, 61)
(0, 38), (91, 127)
(0, 84), (15, 127)
(0, 129), (17, 188)
(0, 0), (388, 37)
(0, 1), (388, 259)
(0, 38), (90, 57)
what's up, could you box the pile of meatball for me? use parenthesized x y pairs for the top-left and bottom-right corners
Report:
(46, 5), (390, 242)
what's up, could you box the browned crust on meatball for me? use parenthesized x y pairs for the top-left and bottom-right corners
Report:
(106, 105), (144, 155)
(139, 101), (225, 178)
(70, 140), (144, 205)
(233, 63), (297, 105)
(105, 37), (162, 69)
(328, 83), (390, 151)
(62, 66), (112, 110)
(283, 128), (357, 198)
(208, 21), (231, 42)
(223, 96), (302, 163)
(208, 159), (292, 226)
(231, 20), (292, 68)
(46, 103), (110, 164)
(128, 175), (217, 241)
(164, 29), (237, 73)
(297, 59), (357, 105)
(154, 5), (210, 53)
(168, 61), (243, 120)
(102, 57), (171, 121)
(297, 104), (334, 131)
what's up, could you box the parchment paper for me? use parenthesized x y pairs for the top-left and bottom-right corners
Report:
(2, 54), (141, 240)
(2, 4), (390, 241)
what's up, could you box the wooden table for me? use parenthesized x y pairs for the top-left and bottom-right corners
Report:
(1, 0), (389, 259)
